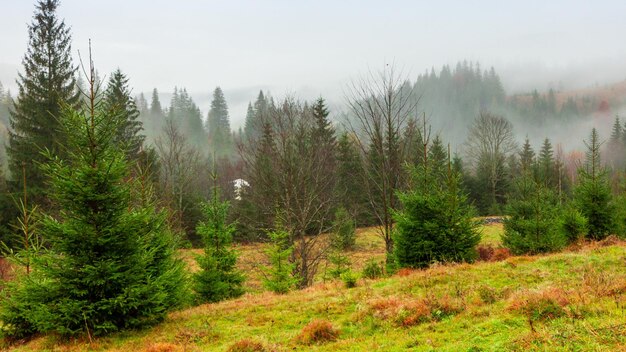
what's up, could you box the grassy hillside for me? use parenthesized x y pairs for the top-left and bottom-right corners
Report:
(4, 224), (626, 351)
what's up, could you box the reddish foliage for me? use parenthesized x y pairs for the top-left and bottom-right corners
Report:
(396, 268), (416, 277)
(297, 319), (339, 345)
(143, 343), (178, 352)
(476, 246), (510, 262)
(227, 339), (267, 352)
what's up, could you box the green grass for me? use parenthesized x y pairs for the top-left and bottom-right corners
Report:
(4, 225), (626, 351)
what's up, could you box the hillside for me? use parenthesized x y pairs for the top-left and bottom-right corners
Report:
(4, 224), (625, 352)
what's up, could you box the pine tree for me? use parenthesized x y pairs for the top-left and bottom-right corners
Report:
(103, 69), (145, 160)
(206, 87), (232, 157)
(262, 229), (298, 294)
(607, 116), (624, 169)
(574, 128), (615, 240)
(8, 0), (80, 207)
(0, 67), (188, 338)
(193, 182), (244, 303)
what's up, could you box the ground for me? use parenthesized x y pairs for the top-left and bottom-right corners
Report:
(4, 223), (626, 351)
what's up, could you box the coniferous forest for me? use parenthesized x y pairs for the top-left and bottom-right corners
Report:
(0, 1), (625, 350)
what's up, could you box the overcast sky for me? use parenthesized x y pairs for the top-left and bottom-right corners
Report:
(2, 0), (626, 127)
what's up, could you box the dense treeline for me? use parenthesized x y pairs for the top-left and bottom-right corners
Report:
(1, 0), (626, 341)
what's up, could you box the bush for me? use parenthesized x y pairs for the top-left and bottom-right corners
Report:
(560, 206), (588, 243)
(503, 176), (566, 254)
(340, 270), (358, 288)
(297, 319), (339, 345)
(362, 259), (384, 279)
(331, 207), (356, 250)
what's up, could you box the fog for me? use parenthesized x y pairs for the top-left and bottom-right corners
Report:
(1, 0), (626, 146)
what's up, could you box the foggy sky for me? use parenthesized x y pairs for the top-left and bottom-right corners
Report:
(1, 0), (626, 127)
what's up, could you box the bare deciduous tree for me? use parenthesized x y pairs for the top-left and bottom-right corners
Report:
(155, 119), (204, 234)
(240, 97), (336, 288)
(345, 65), (418, 257)
(465, 112), (516, 210)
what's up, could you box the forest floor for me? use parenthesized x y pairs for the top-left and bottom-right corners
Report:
(5, 223), (626, 351)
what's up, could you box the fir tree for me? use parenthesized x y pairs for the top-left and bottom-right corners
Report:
(193, 182), (244, 303)
(0, 67), (187, 338)
(8, 0), (80, 206)
(262, 229), (298, 294)
(103, 69), (145, 160)
(206, 87), (232, 157)
(574, 128), (615, 240)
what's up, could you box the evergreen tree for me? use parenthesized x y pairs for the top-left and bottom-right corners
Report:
(336, 132), (371, 226)
(8, 0), (80, 207)
(243, 102), (255, 141)
(607, 116), (624, 169)
(574, 128), (615, 240)
(103, 69), (145, 160)
(503, 171), (566, 254)
(393, 153), (480, 269)
(168, 87), (207, 150)
(428, 135), (448, 180)
(538, 138), (555, 187)
(0, 71), (187, 338)
(206, 87), (232, 157)
(518, 137), (535, 174)
(193, 183), (244, 303)
(262, 229), (298, 294)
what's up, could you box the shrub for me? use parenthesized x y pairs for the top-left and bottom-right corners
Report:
(331, 207), (356, 250)
(297, 319), (339, 345)
(508, 288), (570, 331)
(340, 270), (358, 288)
(362, 259), (384, 279)
(226, 339), (267, 352)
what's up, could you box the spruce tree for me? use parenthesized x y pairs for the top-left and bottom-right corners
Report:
(0, 68), (187, 338)
(503, 171), (566, 254)
(8, 0), (80, 206)
(538, 138), (555, 187)
(206, 87), (232, 157)
(519, 137), (535, 174)
(393, 152), (480, 268)
(193, 182), (244, 303)
(103, 69), (145, 160)
(336, 132), (371, 226)
(574, 128), (615, 240)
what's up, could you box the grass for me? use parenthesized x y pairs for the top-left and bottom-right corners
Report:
(4, 224), (626, 351)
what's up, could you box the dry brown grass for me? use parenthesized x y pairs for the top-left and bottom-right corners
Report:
(226, 338), (267, 352)
(296, 319), (339, 345)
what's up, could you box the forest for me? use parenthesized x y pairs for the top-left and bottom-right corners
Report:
(0, 0), (625, 350)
